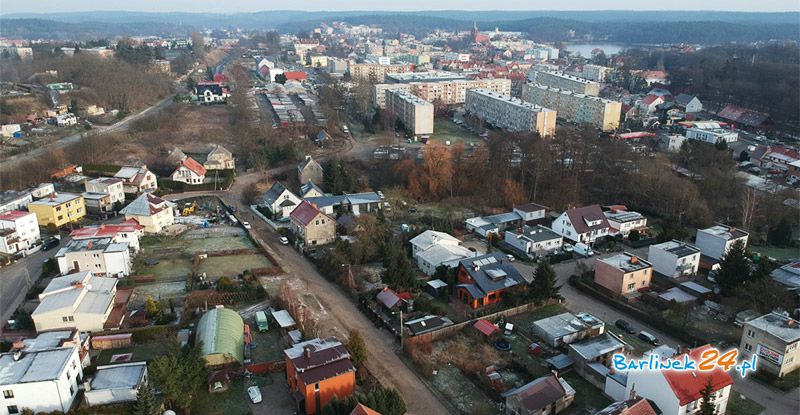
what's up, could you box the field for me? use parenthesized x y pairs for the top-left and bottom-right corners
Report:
(431, 119), (483, 146)
(430, 365), (499, 415)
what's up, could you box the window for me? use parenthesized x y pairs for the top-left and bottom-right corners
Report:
(68, 316), (74, 322)
(3, 390), (13, 399)
(62, 316), (70, 322)
(56, 206), (62, 211)
(67, 370), (71, 380)
(627, 283), (636, 290)
(747, 329), (755, 338)
(69, 385), (74, 395)
(7, 406), (19, 414)
(744, 343), (752, 351)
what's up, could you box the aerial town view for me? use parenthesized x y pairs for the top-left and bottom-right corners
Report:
(0, 0), (798, 414)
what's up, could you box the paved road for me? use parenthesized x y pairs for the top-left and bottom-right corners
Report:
(513, 253), (798, 415)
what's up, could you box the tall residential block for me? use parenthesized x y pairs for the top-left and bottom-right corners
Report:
(534, 70), (601, 96)
(523, 83), (622, 132)
(465, 89), (556, 136)
(386, 90), (434, 136)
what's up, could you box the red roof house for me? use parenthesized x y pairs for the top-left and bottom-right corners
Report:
(350, 403), (381, 415)
(284, 71), (308, 81)
(290, 201), (335, 246)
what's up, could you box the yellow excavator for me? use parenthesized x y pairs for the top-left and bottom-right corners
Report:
(182, 201), (198, 216)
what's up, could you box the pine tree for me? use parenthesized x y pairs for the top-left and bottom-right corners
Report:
(717, 240), (750, 296)
(133, 384), (158, 415)
(699, 377), (717, 415)
(532, 260), (561, 300)
(346, 329), (368, 369)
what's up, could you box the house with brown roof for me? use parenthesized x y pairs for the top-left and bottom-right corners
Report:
(551, 205), (611, 245)
(284, 337), (356, 415)
(298, 155), (324, 185)
(350, 403), (381, 415)
(596, 397), (658, 415)
(502, 373), (575, 415)
(290, 201), (335, 246)
(170, 157), (207, 185)
(717, 104), (771, 130)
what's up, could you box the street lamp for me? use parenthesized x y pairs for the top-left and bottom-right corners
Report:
(392, 309), (404, 349)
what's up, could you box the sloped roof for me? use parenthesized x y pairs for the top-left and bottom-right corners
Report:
(410, 230), (461, 251)
(300, 181), (324, 198)
(674, 93), (697, 107)
(196, 307), (244, 364)
(376, 288), (404, 309)
(298, 155), (321, 173)
(596, 398), (658, 415)
(717, 104), (769, 127)
(662, 345), (733, 405)
(178, 157), (207, 177)
(474, 319), (498, 336)
(290, 200), (327, 227)
(120, 193), (172, 217)
(350, 403), (382, 415)
(71, 222), (143, 239)
(502, 374), (570, 412)
(458, 252), (525, 298)
(564, 205), (610, 235)
(264, 182), (294, 205)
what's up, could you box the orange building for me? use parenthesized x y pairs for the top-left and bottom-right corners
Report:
(456, 252), (526, 309)
(594, 252), (653, 295)
(284, 337), (356, 415)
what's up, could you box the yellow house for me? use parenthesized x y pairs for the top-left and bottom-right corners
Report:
(28, 193), (86, 227)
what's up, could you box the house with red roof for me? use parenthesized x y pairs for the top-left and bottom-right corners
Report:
(551, 205), (611, 245)
(759, 145), (800, 172)
(625, 345), (734, 415)
(717, 104), (771, 130)
(70, 220), (144, 253)
(284, 71), (308, 82)
(290, 201), (335, 246)
(350, 403), (381, 415)
(170, 157), (206, 185)
(638, 95), (664, 114)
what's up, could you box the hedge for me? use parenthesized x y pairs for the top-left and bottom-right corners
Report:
(157, 170), (235, 193)
(83, 163), (122, 176)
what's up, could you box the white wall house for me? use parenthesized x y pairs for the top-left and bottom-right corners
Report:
(505, 225), (563, 256)
(410, 230), (476, 275)
(513, 203), (547, 222)
(604, 209), (647, 237)
(0, 347), (83, 415)
(551, 205), (610, 245)
(32, 271), (118, 332)
(170, 157), (206, 185)
(114, 166), (158, 194)
(119, 193), (175, 234)
(0, 210), (40, 255)
(55, 237), (132, 277)
(261, 182), (302, 220)
(695, 225), (749, 260)
(625, 345), (733, 415)
(85, 177), (125, 205)
(685, 122), (738, 144)
(647, 240), (701, 278)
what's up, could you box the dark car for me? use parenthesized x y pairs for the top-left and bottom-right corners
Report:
(615, 319), (636, 334)
(42, 238), (60, 251)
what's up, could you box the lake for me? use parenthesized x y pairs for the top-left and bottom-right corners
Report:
(564, 43), (628, 57)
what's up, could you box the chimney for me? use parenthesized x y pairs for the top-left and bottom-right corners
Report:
(12, 351), (22, 361)
(304, 346), (312, 359)
(788, 319), (797, 327)
(49, 192), (57, 200)
(87, 241), (93, 250)
(630, 255), (638, 265)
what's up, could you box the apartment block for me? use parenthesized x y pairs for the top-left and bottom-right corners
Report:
(523, 83), (622, 132)
(739, 312), (800, 378)
(577, 64), (612, 82)
(386, 90), (434, 136)
(28, 193), (86, 227)
(466, 89), (556, 136)
(373, 78), (511, 108)
(372, 83), (412, 108)
(534, 70), (601, 96)
(348, 62), (410, 82)
(385, 70), (466, 84)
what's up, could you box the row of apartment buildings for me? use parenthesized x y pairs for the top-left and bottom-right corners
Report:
(385, 90), (435, 136)
(465, 89), (557, 136)
(522, 83), (622, 132)
(533, 70), (601, 96)
(372, 78), (512, 108)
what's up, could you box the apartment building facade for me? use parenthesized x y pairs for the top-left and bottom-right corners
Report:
(465, 89), (556, 136)
(386, 90), (434, 136)
(534, 70), (601, 96)
(373, 78), (512, 108)
(348, 62), (410, 82)
(523, 83), (622, 132)
(28, 193), (86, 227)
(739, 312), (800, 378)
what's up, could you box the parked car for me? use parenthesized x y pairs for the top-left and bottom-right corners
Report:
(506, 254), (516, 262)
(279, 237), (289, 245)
(615, 319), (636, 334)
(242, 221), (251, 230)
(638, 331), (659, 345)
(562, 244), (574, 253)
(42, 238), (60, 251)
(573, 242), (594, 257)
(247, 386), (262, 404)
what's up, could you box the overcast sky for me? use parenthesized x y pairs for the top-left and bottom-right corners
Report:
(1, 0), (798, 14)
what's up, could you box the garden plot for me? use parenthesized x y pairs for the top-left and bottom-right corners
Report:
(430, 365), (499, 415)
(198, 254), (274, 281)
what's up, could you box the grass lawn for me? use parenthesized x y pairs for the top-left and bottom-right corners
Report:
(749, 245), (798, 262)
(563, 372), (612, 414)
(430, 365), (499, 415)
(751, 369), (800, 391)
(198, 254), (273, 279)
(247, 324), (285, 363)
(431, 119), (482, 146)
(96, 341), (170, 365)
(726, 392), (765, 415)
(192, 379), (252, 415)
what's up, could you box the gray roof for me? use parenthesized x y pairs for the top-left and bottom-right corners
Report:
(519, 225), (561, 243)
(21, 331), (75, 351)
(458, 252), (525, 298)
(264, 182), (293, 205)
(404, 315), (454, 335)
(675, 93), (698, 106)
(120, 193), (172, 217)
(0, 348), (74, 385)
(599, 252), (652, 273)
(91, 362), (147, 390)
(546, 354), (575, 370)
(304, 194), (346, 208)
(651, 240), (700, 258)
(533, 312), (604, 340)
(658, 287), (697, 303)
(772, 261), (800, 290)
(417, 244), (474, 268)
(484, 211), (522, 225)
(299, 181), (324, 197)
(698, 225), (749, 241)
(680, 281), (711, 295)
(746, 312), (800, 343)
(29, 192), (81, 207)
(34, 271), (117, 316)
(426, 279), (448, 289)
(568, 333), (626, 360)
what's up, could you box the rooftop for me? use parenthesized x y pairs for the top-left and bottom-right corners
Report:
(746, 312), (800, 343)
(600, 252), (652, 273)
(386, 70), (466, 83)
(533, 312), (604, 340)
(404, 315), (454, 336)
(91, 362), (147, 390)
(651, 240), (700, 258)
(771, 260), (800, 290)
(34, 271), (117, 316)
(29, 192), (81, 206)
(527, 83), (618, 104)
(468, 89), (555, 113)
(539, 70), (599, 85)
(388, 90), (434, 107)
(0, 210), (34, 222)
(568, 332), (627, 360)
(0, 348), (74, 385)
(604, 210), (645, 224)
(699, 225), (749, 241)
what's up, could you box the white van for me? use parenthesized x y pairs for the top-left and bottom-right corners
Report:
(574, 242), (594, 257)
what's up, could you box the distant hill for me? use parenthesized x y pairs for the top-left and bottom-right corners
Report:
(1, 10), (798, 43)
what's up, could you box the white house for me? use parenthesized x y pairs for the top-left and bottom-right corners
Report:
(170, 157), (206, 185)
(84, 362), (148, 407)
(638, 95), (664, 114)
(695, 224), (749, 260)
(603, 208), (647, 237)
(0, 210), (40, 255)
(56, 113), (78, 127)
(0, 191), (33, 214)
(647, 240), (701, 278)
(684, 122), (738, 144)
(85, 177), (125, 205)
(410, 230), (476, 275)
(674, 94), (702, 113)
(0, 347), (83, 415)
(32, 270), (119, 332)
(113, 166), (158, 194)
(120, 193), (175, 234)
(513, 203), (547, 222)
(505, 225), (563, 257)
(70, 221), (143, 254)
(55, 237), (132, 277)
(625, 345), (733, 415)
(551, 205), (611, 245)
(261, 182), (302, 220)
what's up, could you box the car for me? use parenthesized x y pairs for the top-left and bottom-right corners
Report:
(247, 386), (262, 404)
(42, 238), (60, 251)
(747, 166), (761, 175)
(615, 319), (636, 334)
(242, 222), (251, 230)
(279, 237), (289, 245)
(638, 331), (659, 345)
(562, 244), (574, 253)
(506, 254), (516, 262)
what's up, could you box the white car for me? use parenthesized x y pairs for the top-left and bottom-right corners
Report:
(506, 254), (516, 262)
(563, 244), (574, 253)
(242, 222), (251, 230)
(247, 386), (262, 404)
(279, 237), (289, 245)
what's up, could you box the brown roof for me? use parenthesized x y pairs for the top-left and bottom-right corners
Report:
(179, 157), (207, 176)
(297, 357), (355, 385)
(350, 403), (382, 415)
(514, 202), (547, 213)
(504, 374), (567, 412)
(597, 398), (658, 415)
(564, 205), (610, 235)
(290, 200), (327, 227)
